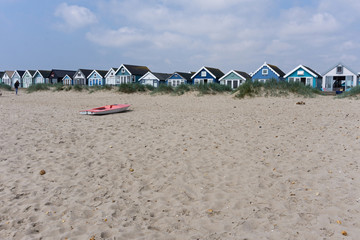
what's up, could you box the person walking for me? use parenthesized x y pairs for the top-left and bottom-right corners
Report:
(14, 80), (20, 95)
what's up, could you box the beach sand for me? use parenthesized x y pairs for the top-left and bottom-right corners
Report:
(1, 89), (360, 239)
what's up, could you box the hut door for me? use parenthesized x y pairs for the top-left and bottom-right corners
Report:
(345, 76), (353, 90)
(301, 78), (306, 85)
(233, 81), (238, 89)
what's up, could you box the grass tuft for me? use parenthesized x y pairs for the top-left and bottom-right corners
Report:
(0, 83), (12, 91)
(235, 79), (321, 99)
(336, 86), (360, 98)
(73, 84), (83, 92)
(27, 83), (51, 93)
(118, 83), (146, 93)
(151, 84), (174, 94)
(173, 84), (191, 95)
(53, 83), (64, 91)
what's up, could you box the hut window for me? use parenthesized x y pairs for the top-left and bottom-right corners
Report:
(262, 69), (268, 75)
(201, 71), (206, 77)
(121, 68), (125, 73)
(337, 66), (343, 74)
(297, 70), (304, 75)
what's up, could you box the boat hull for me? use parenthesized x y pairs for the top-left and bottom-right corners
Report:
(80, 104), (130, 115)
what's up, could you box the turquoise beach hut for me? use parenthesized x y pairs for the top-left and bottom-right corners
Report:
(219, 70), (251, 89)
(33, 70), (51, 84)
(22, 70), (36, 88)
(284, 65), (322, 89)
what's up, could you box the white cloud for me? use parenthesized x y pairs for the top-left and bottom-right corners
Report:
(86, 27), (146, 47)
(83, 0), (360, 73)
(280, 11), (339, 37)
(55, 3), (98, 30)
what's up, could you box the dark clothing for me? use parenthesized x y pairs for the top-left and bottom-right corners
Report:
(14, 81), (19, 95)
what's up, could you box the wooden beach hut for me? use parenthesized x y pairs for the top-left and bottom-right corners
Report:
(2, 71), (14, 86)
(88, 70), (108, 86)
(73, 69), (93, 85)
(104, 68), (118, 85)
(322, 63), (358, 92)
(284, 65), (322, 88)
(191, 66), (224, 84)
(138, 71), (172, 87)
(166, 72), (193, 87)
(115, 64), (150, 85)
(33, 70), (51, 84)
(251, 62), (285, 82)
(22, 70), (36, 88)
(12, 70), (25, 88)
(49, 69), (76, 84)
(219, 70), (251, 89)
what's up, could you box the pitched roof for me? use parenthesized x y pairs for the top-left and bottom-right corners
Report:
(234, 70), (251, 79)
(251, 62), (285, 77)
(205, 67), (224, 79)
(104, 67), (118, 78)
(62, 74), (73, 80)
(303, 66), (322, 78)
(322, 62), (357, 76)
(96, 70), (108, 78)
(37, 70), (52, 78)
(0, 71), (4, 79)
(14, 70), (25, 77)
(171, 72), (193, 81)
(5, 71), (14, 78)
(267, 64), (285, 77)
(219, 70), (251, 81)
(23, 70), (36, 77)
(88, 70), (108, 78)
(122, 64), (150, 76)
(152, 72), (172, 81)
(50, 69), (76, 78)
(191, 66), (224, 79)
(284, 65), (322, 78)
(76, 69), (93, 78)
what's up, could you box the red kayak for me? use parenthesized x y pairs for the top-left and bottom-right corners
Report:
(80, 104), (130, 115)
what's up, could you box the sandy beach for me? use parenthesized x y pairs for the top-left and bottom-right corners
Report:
(1, 89), (360, 239)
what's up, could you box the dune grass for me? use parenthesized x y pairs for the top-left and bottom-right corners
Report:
(336, 86), (360, 98)
(235, 79), (321, 99)
(0, 83), (12, 91)
(118, 83), (147, 93)
(151, 84), (174, 94)
(26, 83), (51, 93)
(24, 80), (323, 98)
(173, 84), (191, 95)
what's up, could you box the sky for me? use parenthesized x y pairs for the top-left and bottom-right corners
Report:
(1, 0), (360, 74)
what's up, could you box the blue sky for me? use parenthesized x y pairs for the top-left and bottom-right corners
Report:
(1, 0), (360, 74)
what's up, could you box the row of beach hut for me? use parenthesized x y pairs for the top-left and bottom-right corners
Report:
(1, 62), (359, 92)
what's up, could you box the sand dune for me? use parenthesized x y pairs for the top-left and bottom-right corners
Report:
(1, 89), (360, 239)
